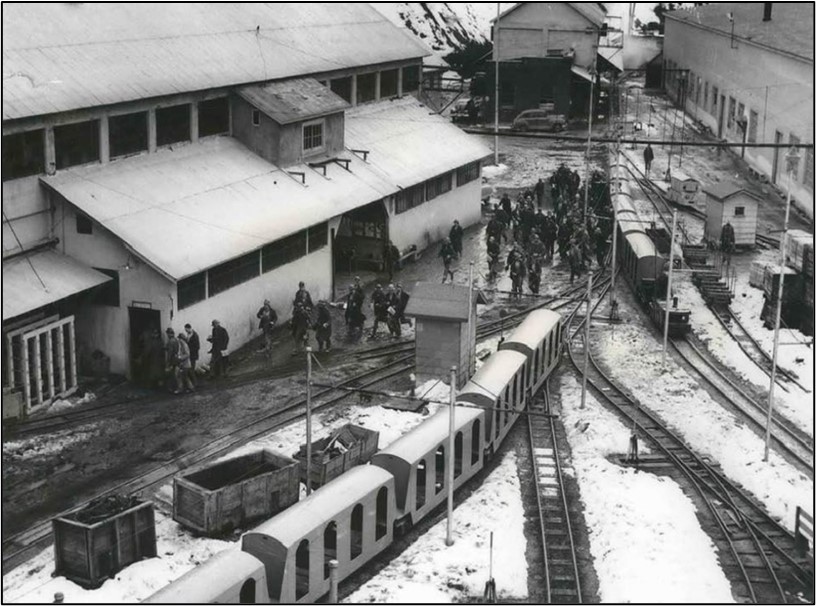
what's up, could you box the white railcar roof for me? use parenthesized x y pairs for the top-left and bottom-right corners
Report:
(144, 549), (262, 603)
(458, 349), (527, 402)
(499, 309), (561, 354)
(617, 216), (645, 236)
(244, 465), (392, 548)
(626, 232), (658, 259)
(374, 406), (484, 464)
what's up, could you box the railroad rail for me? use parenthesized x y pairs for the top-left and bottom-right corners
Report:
(526, 382), (582, 603)
(670, 337), (814, 478)
(565, 304), (812, 602)
(2, 355), (414, 572)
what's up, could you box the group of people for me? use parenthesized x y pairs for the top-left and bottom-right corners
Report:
(481, 164), (614, 296)
(138, 320), (230, 395)
(346, 278), (410, 341)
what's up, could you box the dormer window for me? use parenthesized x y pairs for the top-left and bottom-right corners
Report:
(303, 120), (324, 154)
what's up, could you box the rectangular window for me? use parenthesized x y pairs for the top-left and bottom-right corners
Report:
(307, 222), (328, 253)
(208, 251), (260, 297)
(380, 69), (398, 98)
(330, 77), (352, 103)
(394, 183), (425, 214)
(198, 97), (229, 137)
(425, 172), (453, 201)
(734, 206), (745, 216)
(703, 82), (708, 111)
(156, 104), (191, 147)
(303, 120), (324, 154)
(712, 87), (718, 113)
(2, 129), (44, 181)
(252, 109), (261, 126)
(178, 271), (207, 309)
(748, 110), (758, 143)
(109, 111), (148, 158)
(76, 212), (93, 234)
(92, 268), (120, 307)
(262, 230), (307, 273)
(727, 96), (736, 129)
(695, 76), (701, 106)
(55, 120), (100, 169)
(456, 161), (480, 186)
(402, 65), (420, 93)
(356, 73), (377, 104)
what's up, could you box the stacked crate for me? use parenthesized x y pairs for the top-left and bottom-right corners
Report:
(783, 230), (814, 336)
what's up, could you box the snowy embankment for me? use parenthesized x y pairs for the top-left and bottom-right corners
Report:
(557, 373), (734, 603)
(594, 303), (813, 533)
(5, 377), (528, 604)
(673, 259), (813, 438)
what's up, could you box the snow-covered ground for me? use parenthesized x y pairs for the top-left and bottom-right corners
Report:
(594, 297), (813, 533)
(347, 450), (527, 603)
(557, 373), (735, 603)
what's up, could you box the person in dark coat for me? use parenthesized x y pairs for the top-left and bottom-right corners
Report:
(256, 300), (278, 356)
(720, 221), (735, 253)
(505, 245), (524, 273)
(164, 328), (181, 393)
(370, 283), (389, 339)
(568, 241), (583, 285)
(314, 300), (332, 352)
(439, 238), (456, 283)
(449, 220), (464, 258)
(500, 193), (513, 219)
(293, 282), (313, 312)
(291, 303), (311, 352)
(534, 178), (545, 209)
(345, 283), (366, 341)
(383, 240), (401, 281)
(509, 256), (527, 299)
(543, 212), (557, 260)
(387, 283), (410, 337)
(486, 213), (503, 244)
(144, 329), (165, 389)
(487, 236), (501, 280)
(643, 143), (655, 175)
(208, 320), (230, 377)
(594, 229), (608, 268)
(184, 323), (201, 375)
(528, 257), (542, 295)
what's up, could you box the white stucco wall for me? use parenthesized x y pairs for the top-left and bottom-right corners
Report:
(664, 16), (814, 219)
(387, 177), (482, 253)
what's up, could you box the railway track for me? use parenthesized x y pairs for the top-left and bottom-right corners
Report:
(566, 305), (812, 603)
(712, 308), (808, 393)
(1, 355), (414, 572)
(526, 383), (582, 604)
(670, 337), (814, 478)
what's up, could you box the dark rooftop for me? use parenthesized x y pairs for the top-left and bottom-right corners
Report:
(237, 78), (350, 125)
(703, 183), (764, 202)
(665, 3), (814, 62)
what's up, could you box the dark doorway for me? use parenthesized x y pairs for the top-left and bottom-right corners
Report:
(335, 200), (388, 276)
(129, 307), (161, 383)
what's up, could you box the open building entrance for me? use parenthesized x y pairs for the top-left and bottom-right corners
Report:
(129, 306), (161, 384)
(334, 199), (388, 283)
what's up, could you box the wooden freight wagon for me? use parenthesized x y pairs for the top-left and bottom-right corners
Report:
(703, 185), (761, 248)
(174, 449), (299, 536)
(53, 497), (156, 588)
(294, 424), (379, 489)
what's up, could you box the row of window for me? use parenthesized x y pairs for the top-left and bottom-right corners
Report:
(2, 98), (229, 181)
(327, 65), (420, 106)
(415, 423), (479, 511)
(177, 222), (328, 309)
(394, 162), (481, 215)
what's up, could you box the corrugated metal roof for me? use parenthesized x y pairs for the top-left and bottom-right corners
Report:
(665, 3), (814, 62)
(237, 78), (349, 125)
(345, 96), (492, 187)
(404, 282), (471, 321)
(2, 3), (430, 121)
(2, 249), (111, 320)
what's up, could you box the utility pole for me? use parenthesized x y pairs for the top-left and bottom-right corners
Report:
(467, 261), (474, 376)
(765, 147), (800, 462)
(305, 346), (313, 495)
(662, 211), (678, 364)
(583, 56), (597, 225)
(610, 141), (620, 318)
(446, 365), (457, 546)
(493, 1), (501, 166)
(580, 271), (594, 409)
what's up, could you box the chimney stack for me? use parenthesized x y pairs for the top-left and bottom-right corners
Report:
(763, 3), (772, 22)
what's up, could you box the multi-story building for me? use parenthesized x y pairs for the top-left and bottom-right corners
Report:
(663, 2), (814, 219)
(2, 3), (490, 411)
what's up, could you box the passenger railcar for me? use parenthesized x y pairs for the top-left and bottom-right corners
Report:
(144, 310), (564, 604)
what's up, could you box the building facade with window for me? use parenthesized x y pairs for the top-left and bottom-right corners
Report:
(2, 3), (488, 387)
(663, 3), (814, 219)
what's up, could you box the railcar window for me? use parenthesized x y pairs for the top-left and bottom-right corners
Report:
(295, 539), (310, 600)
(350, 505), (364, 559)
(416, 460), (427, 510)
(376, 488), (388, 540)
(323, 522), (337, 579)
(471, 420), (480, 465)
(239, 578), (256, 604)
(435, 445), (445, 494)
(454, 432), (463, 478)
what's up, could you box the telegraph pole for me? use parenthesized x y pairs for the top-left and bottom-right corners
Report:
(305, 346), (313, 495)
(610, 141), (620, 318)
(493, 2), (501, 166)
(446, 365), (457, 546)
(662, 211), (678, 364)
(765, 148), (800, 462)
(580, 271), (594, 409)
(583, 57), (597, 224)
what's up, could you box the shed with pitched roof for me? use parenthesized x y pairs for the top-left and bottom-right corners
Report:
(703, 184), (761, 248)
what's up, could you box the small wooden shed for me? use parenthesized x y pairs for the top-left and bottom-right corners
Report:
(404, 282), (481, 388)
(668, 170), (701, 208)
(703, 184), (761, 248)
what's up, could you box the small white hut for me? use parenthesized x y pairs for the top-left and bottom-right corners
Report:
(703, 185), (761, 248)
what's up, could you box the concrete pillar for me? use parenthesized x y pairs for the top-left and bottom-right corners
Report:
(190, 103), (199, 142)
(99, 115), (110, 164)
(44, 126), (56, 175)
(351, 74), (358, 106)
(397, 68), (404, 97)
(375, 71), (382, 101)
(147, 108), (157, 152)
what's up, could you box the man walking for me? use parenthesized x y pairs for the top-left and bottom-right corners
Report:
(449, 220), (464, 258)
(184, 323), (200, 376)
(256, 299), (278, 356)
(643, 143), (655, 176)
(208, 320), (230, 378)
(314, 300), (333, 352)
(439, 238), (456, 283)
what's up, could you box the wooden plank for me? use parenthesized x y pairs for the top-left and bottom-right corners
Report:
(45, 330), (55, 402)
(57, 325), (67, 394)
(68, 319), (77, 389)
(32, 334), (42, 407)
